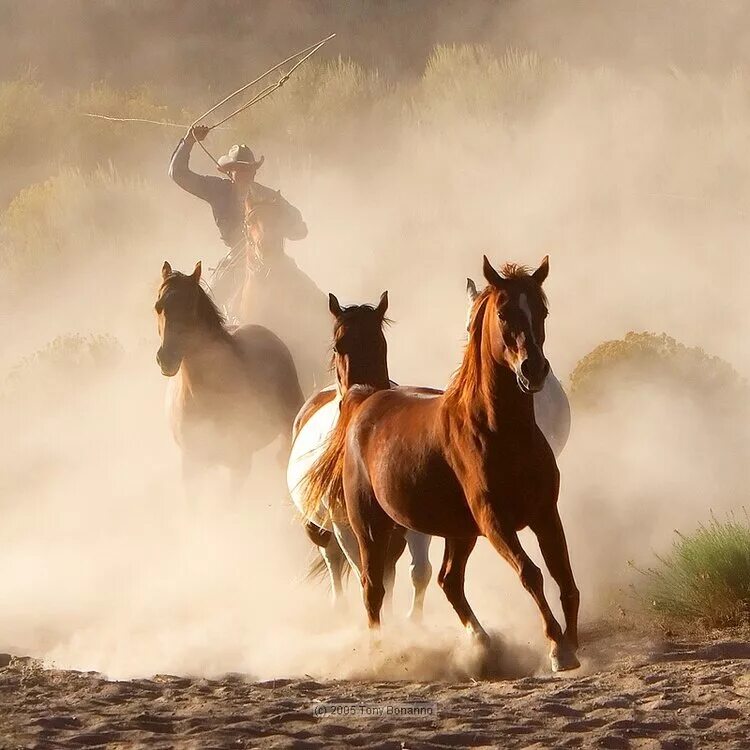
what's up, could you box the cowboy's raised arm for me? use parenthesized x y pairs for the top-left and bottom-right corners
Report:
(168, 126), (220, 201)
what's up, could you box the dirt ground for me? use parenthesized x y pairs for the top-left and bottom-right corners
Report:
(0, 632), (748, 750)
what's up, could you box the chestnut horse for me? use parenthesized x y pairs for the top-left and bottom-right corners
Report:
(239, 184), (330, 395)
(155, 261), (304, 494)
(304, 256), (580, 672)
(287, 293), (433, 619)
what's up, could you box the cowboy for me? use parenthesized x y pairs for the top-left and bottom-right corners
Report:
(168, 125), (308, 312)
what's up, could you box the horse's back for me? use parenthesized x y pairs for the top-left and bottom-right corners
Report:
(344, 387), (478, 537)
(288, 391), (340, 528)
(232, 323), (304, 416)
(533, 369), (571, 458)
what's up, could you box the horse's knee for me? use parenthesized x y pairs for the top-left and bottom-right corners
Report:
(411, 560), (432, 590)
(519, 560), (544, 593)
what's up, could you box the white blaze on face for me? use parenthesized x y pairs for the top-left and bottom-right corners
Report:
(519, 292), (537, 345)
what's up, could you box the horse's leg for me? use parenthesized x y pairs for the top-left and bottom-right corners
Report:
(531, 508), (580, 652)
(320, 537), (348, 608)
(305, 522), (347, 608)
(382, 528), (407, 620)
(333, 522), (362, 578)
(479, 513), (577, 672)
(347, 495), (392, 635)
(437, 536), (489, 646)
(406, 531), (433, 622)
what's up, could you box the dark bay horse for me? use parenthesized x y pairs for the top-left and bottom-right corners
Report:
(239, 185), (330, 395)
(287, 293), (433, 618)
(155, 261), (304, 493)
(304, 256), (580, 672)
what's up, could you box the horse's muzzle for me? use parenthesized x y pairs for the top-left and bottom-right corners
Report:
(156, 348), (182, 377)
(518, 358), (550, 394)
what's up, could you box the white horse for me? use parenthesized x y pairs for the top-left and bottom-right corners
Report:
(288, 281), (571, 620)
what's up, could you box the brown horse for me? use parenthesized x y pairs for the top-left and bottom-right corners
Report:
(288, 293), (434, 618)
(304, 256), (580, 672)
(155, 261), (304, 493)
(239, 185), (330, 395)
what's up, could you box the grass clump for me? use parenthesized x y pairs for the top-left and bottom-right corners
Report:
(639, 511), (750, 629)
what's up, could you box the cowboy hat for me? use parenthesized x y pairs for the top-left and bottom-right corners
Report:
(217, 144), (264, 172)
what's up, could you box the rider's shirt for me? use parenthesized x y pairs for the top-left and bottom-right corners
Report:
(168, 137), (308, 250)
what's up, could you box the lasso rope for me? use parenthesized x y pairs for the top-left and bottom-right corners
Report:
(190, 33), (336, 170)
(79, 33), (336, 170)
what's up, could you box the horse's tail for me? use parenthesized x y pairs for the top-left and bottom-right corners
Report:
(301, 385), (375, 524)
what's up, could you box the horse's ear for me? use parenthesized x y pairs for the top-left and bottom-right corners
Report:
(466, 278), (479, 303)
(161, 261), (172, 280)
(375, 291), (388, 318)
(532, 255), (549, 285)
(191, 261), (202, 283)
(328, 293), (343, 317)
(482, 255), (505, 288)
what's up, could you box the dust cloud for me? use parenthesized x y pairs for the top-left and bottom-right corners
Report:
(0, 2), (748, 680)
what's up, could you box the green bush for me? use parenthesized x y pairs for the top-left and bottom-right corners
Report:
(569, 332), (747, 410)
(638, 511), (750, 628)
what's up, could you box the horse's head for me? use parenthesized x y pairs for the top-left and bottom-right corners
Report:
(327, 291), (390, 392)
(477, 255), (550, 394)
(243, 188), (285, 255)
(154, 260), (206, 376)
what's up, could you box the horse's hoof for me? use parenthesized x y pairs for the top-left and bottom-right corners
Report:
(550, 642), (580, 672)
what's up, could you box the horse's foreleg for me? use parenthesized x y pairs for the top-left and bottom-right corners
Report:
(531, 508), (580, 652)
(406, 531), (433, 622)
(479, 512), (578, 672)
(438, 536), (488, 646)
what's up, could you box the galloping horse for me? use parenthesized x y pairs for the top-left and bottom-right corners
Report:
(304, 256), (580, 672)
(287, 293), (433, 619)
(239, 184), (330, 395)
(155, 261), (304, 493)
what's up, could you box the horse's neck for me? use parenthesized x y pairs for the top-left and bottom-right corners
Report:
(449, 331), (536, 436)
(180, 328), (235, 394)
(335, 355), (391, 396)
(246, 235), (284, 268)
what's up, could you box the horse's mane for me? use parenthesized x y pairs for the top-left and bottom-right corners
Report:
(445, 286), (492, 409)
(159, 273), (228, 334)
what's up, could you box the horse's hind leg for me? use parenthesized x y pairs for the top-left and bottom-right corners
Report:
(481, 516), (577, 672)
(382, 528), (407, 619)
(346, 491), (392, 634)
(438, 536), (489, 647)
(531, 508), (580, 652)
(406, 531), (432, 622)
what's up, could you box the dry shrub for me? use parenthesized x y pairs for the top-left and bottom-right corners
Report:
(569, 331), (747, 412)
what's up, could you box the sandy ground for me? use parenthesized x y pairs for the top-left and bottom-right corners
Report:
(0, 634), (748, 749)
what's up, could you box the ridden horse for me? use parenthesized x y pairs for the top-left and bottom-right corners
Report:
(155, 261), (304, 494)
(304, 256), (580, 672)
(466, 278), (571, 456)
(239, 184), (330, 395)
(287, 293), (433, 619)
